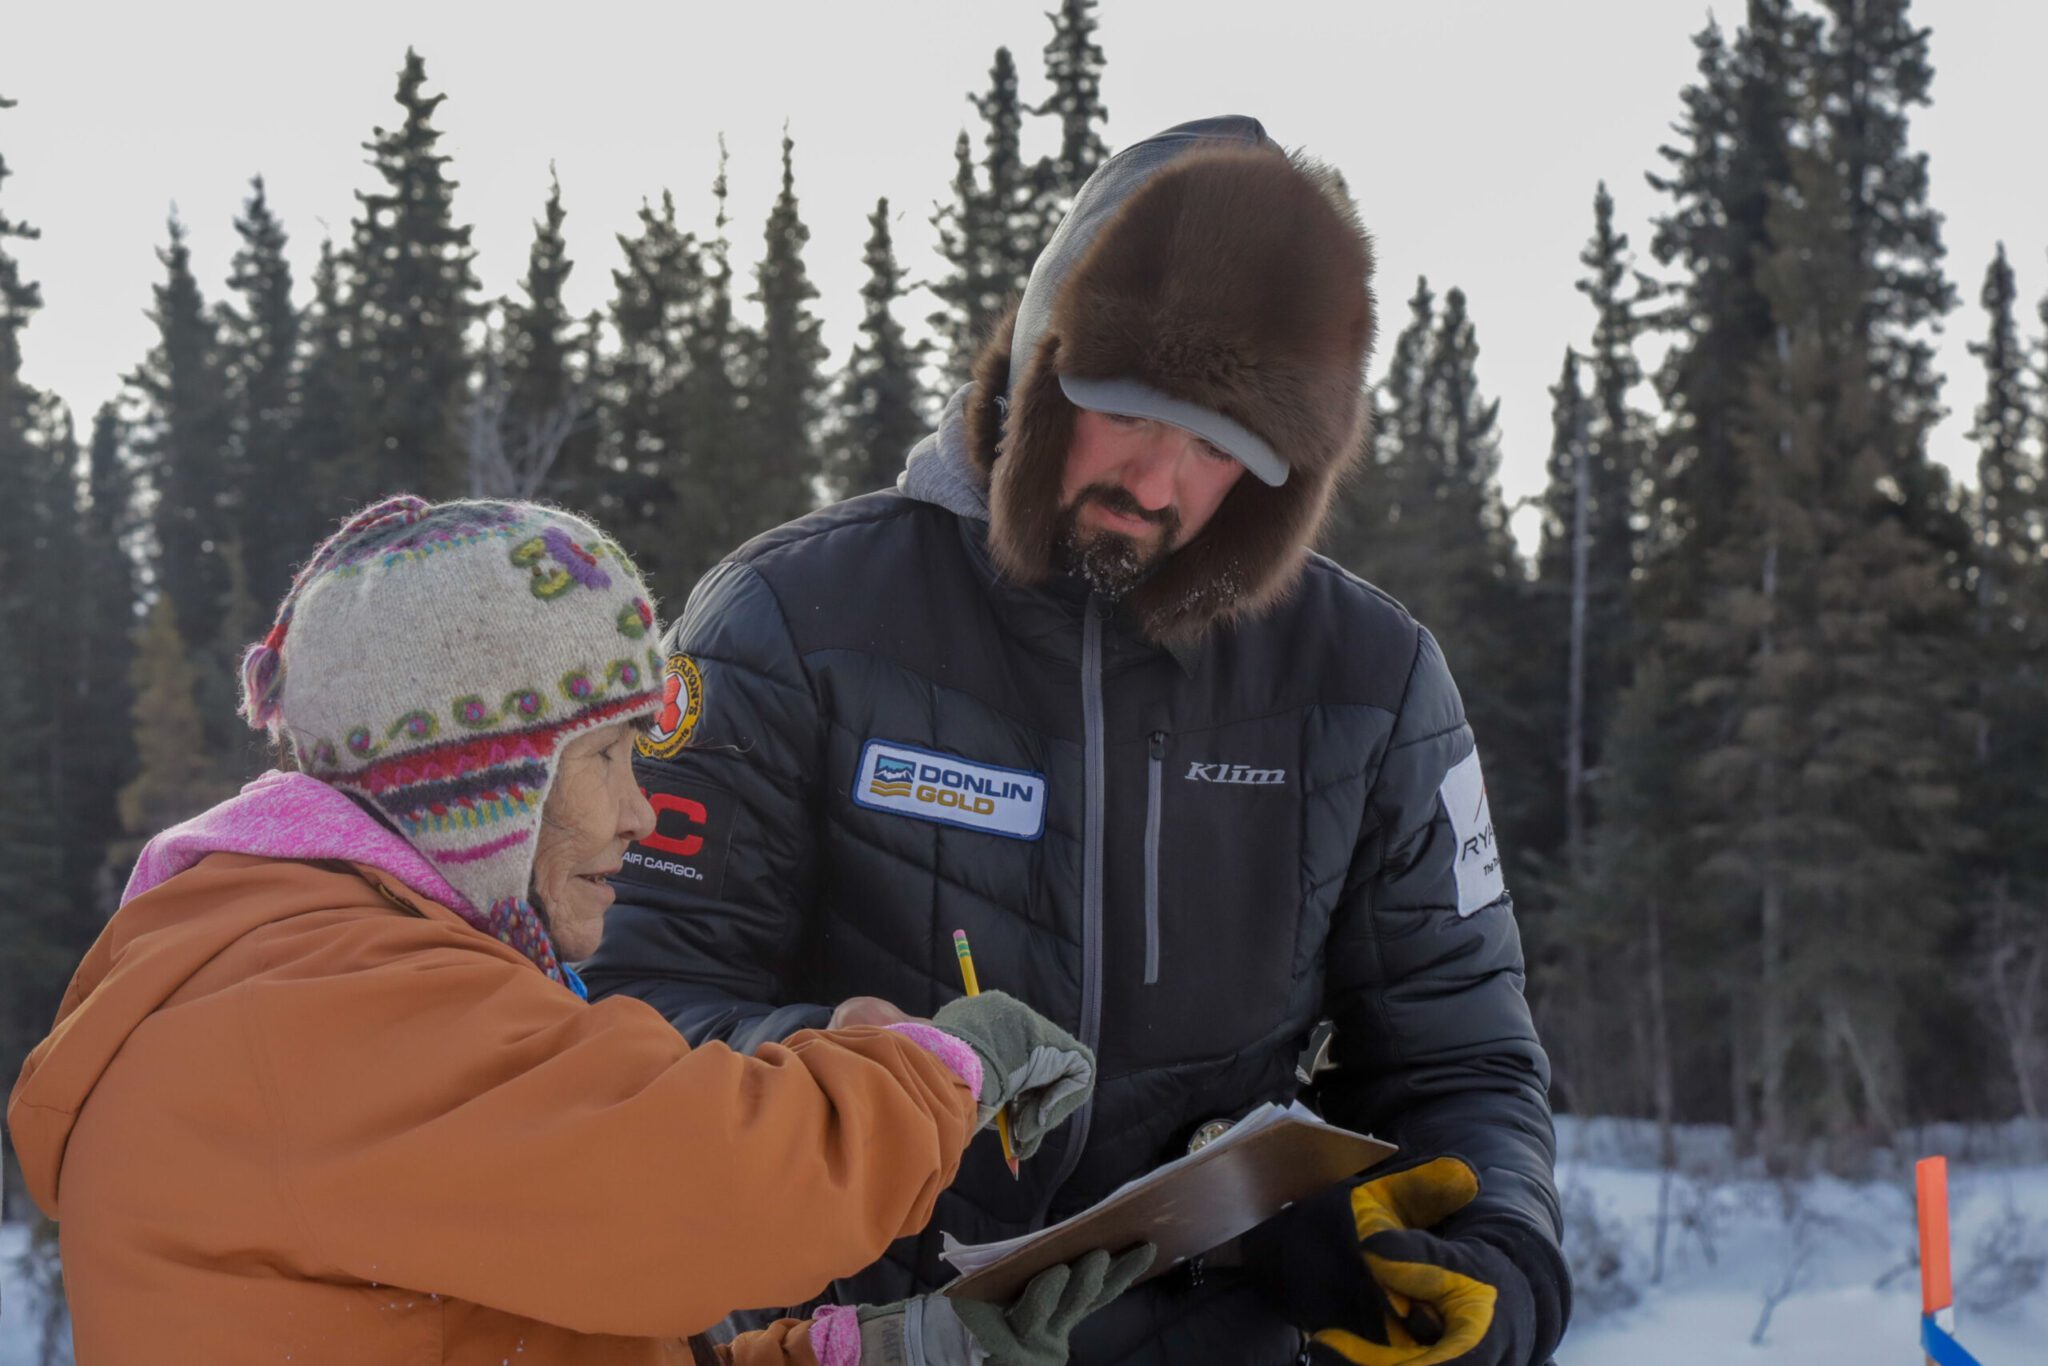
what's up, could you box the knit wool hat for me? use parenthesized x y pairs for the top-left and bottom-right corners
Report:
(240, 495), (663, 982)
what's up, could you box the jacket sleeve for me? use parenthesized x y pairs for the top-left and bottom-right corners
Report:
(580, 559), (836, 1051)
(1313, 624), (1565, 1253)
(242, 937), (978, 1341)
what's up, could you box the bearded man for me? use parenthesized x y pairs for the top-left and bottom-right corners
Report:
(586, 116), (1571, 1366)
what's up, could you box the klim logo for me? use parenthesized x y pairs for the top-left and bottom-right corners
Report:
(853, 740), (1047, 840)
(1184, 762), (1287, 786)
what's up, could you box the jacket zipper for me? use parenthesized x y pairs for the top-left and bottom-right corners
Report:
(1144, 731), (1165, 986)
(1045, 594), (1107, 1212)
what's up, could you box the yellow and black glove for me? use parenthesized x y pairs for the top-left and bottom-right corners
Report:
(1243, 1155), (1568, 1366)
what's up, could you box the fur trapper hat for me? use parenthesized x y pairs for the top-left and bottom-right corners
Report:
(965, 116), (1376, 646)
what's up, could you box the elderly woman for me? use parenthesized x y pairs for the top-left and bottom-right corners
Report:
(6, 496), (1146, 1364)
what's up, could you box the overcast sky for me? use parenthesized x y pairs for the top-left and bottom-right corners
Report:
(5, 0), (2043, 531)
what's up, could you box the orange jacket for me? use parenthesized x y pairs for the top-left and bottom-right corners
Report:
(7, 852), (977, 1363)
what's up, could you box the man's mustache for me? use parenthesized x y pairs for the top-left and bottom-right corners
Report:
(1076, 484), (1179, 535)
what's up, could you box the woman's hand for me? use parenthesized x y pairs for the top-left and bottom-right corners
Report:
(851, 1245), (1156, 1365)
(829, 995), (925, 1030)
(930, 992), (1093, 1158)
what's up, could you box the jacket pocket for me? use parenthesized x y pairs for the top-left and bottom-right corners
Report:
(1144, 731), (1165, 986)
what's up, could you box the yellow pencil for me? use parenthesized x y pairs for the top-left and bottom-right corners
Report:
(952, 929), (1021, 1178)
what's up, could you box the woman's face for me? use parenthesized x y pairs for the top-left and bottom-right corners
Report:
(530, 720), (657, 962)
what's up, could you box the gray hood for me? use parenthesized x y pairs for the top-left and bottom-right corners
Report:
(897, 382), (991, 524)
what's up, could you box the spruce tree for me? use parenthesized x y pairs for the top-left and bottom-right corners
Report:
(506, 168), (576, 427)
(1420, 287), (1547, 901)
(1575, 182), (1649, 612)
(1314, 387), (1379, 572)
(0, 92), (37, 399)
(1525, 347), (1597, 1108)
(1676, 142), (1970, 1160)
(1964, 242), (2048, 1116)
(928, 129), (993, 385)
(1562, 183), (1653, 848)
(1332, 277), (1436, 593)
(117, 597), (236, 861)
(1536, 345), (1590, 859)
(1630, 1), (1821, 1151)
(1035, 0), (1108, 196)
(1536, 348), (1588, 591)
(744, 128), (828, 530)
(1329, 280), (1545, 947)
(930, 50), (1039, 386)
(130, 213), (236, 691)
(503, 167), (594, 506)
(0, 90), (48, 656)
(220, 176), (313, 609)
(464, 172), (590, 506)
(1418, 287), (1518, 607)
(347, 49), (478, 499)
(1644, 2), (1818, 586)
(1967, 245), (2039, 641)
(295, 237), (366, 523)
(1027, 0), (1109, 255)
(0, 93), (111, 1211)
(1573, 656), (1698, 1127)
(829, 198), (929, 499)
(2039, 266), (2048, 459)
(671, 144), (756, 591)
(605, 149), (757, 604)
(1813, 0), (1958, 542)
(0, 605), (67, 1160)
(603, 188), (703, 599)
(1382, 279), (1438, 474)
(13, 402), (86, 884)
(973, 49), (1038, 319)
(78, 403), (139, 848)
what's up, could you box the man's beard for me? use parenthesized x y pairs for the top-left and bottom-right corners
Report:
(1053, 485), (1181, 601)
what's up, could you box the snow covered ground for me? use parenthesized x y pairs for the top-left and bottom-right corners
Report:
(0, 1218), (66, 1366)
(1554, 1117), (2048, 1364)
(4, 1119), (2045, 1362)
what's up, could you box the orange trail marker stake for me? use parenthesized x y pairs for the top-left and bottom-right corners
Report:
(953, 930), (1020, 1178)
(1917, 1156), (1953, 1340)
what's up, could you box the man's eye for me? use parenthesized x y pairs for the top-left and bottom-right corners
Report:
(1106, 412), (1144, 426)
(1198, 440), (1233, 463)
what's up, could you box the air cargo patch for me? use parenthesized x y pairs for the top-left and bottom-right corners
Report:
(618, 769), (734, 897)
(637, 653), (704, 760)
(1439, 746), (1506, 916)
(851, 739), (1046, 841)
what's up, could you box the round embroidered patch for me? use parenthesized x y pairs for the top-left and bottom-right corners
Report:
(639, 653), (704, 759)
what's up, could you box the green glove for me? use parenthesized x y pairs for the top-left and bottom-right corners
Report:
(953, 1245), (1156, 1365)
(931, 991), (1095, 1159)
(855, 1245), (1156, 1366)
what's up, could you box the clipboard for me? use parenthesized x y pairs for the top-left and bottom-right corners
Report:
(941, 1104), (1396, 1303)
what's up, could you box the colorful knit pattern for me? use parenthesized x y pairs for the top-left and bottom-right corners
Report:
(809, 1305), (862, 1366)
(238, 496), (663, 981)
(884, 1022), (986, 1101)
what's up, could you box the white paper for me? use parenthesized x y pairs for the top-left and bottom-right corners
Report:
(939, 1102), (1334, 1274)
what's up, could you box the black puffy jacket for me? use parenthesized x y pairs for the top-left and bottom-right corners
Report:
(584, 389), (1566, 1366)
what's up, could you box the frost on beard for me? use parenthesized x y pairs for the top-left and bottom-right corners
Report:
(1058, 525), (1154, 601)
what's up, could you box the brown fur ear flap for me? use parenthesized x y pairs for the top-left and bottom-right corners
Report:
(964, 303), (1020, 476)
(986, 336), (1076, 585)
